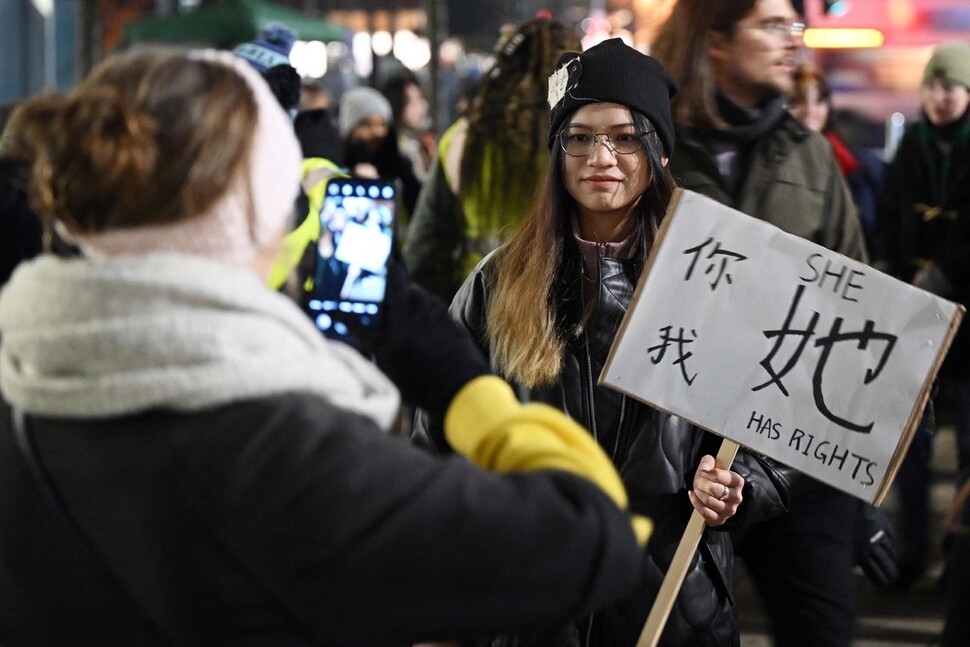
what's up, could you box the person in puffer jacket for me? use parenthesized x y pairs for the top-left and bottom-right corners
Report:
(413, 38), (792, 647)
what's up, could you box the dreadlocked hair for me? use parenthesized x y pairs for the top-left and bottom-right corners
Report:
(460, 18), (581, 232)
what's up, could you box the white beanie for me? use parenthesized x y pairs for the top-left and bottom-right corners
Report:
(338, 86), (393, 139)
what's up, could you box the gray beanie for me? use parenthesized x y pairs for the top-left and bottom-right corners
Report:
(923, 41), (970, 89)
(338, 87), (393, 139)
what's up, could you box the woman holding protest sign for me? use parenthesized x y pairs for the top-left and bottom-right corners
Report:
(413, 38), (792, 646)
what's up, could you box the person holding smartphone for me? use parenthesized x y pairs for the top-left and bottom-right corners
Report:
(0, 47), (653, 645)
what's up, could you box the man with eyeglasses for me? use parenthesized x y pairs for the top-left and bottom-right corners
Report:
(652, 1), (869, 646)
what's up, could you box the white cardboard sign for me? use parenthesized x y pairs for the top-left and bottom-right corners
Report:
(601, 190), (963, 504)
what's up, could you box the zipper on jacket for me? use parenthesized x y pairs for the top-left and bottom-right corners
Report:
(583, 334), (625, 461)
(581, 295), (626, 647)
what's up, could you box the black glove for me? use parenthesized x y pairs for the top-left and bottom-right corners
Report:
(367, 258), (492, 419)
(854, 502), (898, 588)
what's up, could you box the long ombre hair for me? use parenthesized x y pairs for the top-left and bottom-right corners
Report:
(486, 109), (675, 387)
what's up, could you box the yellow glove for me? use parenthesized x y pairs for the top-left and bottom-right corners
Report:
(445, 376), (652, 546)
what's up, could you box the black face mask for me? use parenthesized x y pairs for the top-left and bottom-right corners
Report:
(343, 137), (382, 167)
(343, 127), (404, 174)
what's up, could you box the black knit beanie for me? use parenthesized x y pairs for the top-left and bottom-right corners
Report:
(547, 38), (678, 157)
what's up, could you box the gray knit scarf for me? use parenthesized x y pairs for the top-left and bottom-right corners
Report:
(0, 254), (399, 427)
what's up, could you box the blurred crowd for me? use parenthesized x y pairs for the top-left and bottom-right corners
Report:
(2, 0), (970, 645)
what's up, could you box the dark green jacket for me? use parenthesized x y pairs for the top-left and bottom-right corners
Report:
(669, 111), (870, 537)
(671, 113), (867, 263)
(875, 117), (970, 376)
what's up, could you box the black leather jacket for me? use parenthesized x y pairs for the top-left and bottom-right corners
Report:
(416, 251), (792, 647)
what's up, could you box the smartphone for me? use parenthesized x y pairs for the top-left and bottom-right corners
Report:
(305, 177), (398, 348)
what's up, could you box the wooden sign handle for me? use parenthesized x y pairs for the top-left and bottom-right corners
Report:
(635, 438), (740, 647)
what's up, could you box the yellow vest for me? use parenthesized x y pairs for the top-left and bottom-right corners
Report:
(439, 119), (547, 278)
(266, 158), (348, 291)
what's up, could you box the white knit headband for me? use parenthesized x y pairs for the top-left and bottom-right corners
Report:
(62, 49), (302, 268)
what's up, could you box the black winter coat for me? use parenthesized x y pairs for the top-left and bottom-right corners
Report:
(0, 394), (645, 646)
(416, 251), (792, 647)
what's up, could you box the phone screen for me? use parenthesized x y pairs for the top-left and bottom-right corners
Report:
(306, 177), (397, 346)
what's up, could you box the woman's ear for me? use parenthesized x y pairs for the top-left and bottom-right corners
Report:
(662, 154), (669, 167)
(706, 30), (728, 65)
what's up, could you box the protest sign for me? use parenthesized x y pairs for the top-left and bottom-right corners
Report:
(607, 189), (963, 647)
(602, 189), (962, 504)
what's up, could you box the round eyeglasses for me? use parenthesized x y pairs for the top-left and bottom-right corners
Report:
(558, 125), (650, 157)
(738, 18), (806, 41)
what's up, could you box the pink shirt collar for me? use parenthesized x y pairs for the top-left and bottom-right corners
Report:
(571, 214), (639, 282)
